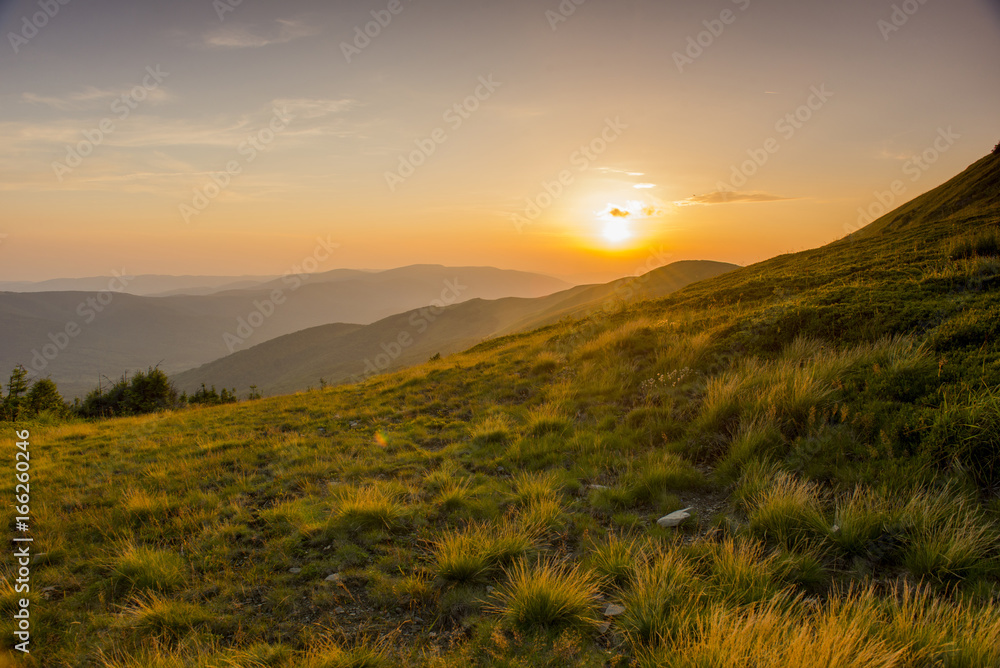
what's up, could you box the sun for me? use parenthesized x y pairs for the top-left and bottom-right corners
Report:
(601, 219), (633, 244)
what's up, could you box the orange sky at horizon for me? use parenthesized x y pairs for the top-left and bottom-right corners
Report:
(0, 0), (998, 284)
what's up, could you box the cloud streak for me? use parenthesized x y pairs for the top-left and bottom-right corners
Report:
(674, 191), (796, 206)
(22, 86), (171, 111)
(201, 19), (321, 49)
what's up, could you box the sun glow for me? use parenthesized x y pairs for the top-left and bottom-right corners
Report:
(602, 219), (633, 244)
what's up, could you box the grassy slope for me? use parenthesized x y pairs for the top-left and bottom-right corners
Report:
(3, 155), (1000, 667)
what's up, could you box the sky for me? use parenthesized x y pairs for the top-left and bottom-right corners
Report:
(0, 0), (998, 284)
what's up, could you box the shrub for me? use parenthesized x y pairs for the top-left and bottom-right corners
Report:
(700, 539), (781, 605)
(77, 366), (180, 418)
(900, 492), (996, 583)
(621, 453), (704, 506)
(330, 486), (406, 533)
(123, 594), (214, 639)
(530, 351), (562, 376)
(469, 414), (514, 446)
(526, 404), (571, 437)
(432, 518), (537, 584)
(510, 471), (562, 506)
(586, 534), (646, 588)
(303, 642), (388, 668)
(950, 228), (1000, 261)
(743, 471), (829, 549)
(110, 543), (186, 596)
(490, 559), (602, 632)
(619, 549), (701, 645)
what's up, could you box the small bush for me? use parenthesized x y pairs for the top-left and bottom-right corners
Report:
(123, 594), (214, 639)
(110, 543), (186, 596)
(470, 414), (514, 446)
(950, 228), (1000, 261)
(830, 488), (895, 558)
(586, 534), (646, 588)
(743, 471), (829, 549)
(432, 518), (537, 584)
(619, 549), (701, 645)
(510, 471), (562, 506)
(526, 404), (571, 437)
(331, 486), (406, 533)
(901, 492), (996, 583)
(302, 638), (388, 668)
(622, 453), (704, 506)
(491, 559), (602, 632)
(530, 351), (562, 376)
(700, 539), (781, 605)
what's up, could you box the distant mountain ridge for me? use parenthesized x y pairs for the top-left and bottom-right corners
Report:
(171, 260), (739, 396)
(0, 266), (572, 398)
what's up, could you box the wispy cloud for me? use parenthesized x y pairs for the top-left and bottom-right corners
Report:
(201, 19), (321, 49)
(22, 86), (170, 111)
(0, 97), (358, 193)
(633, 183), (656, 189)
(674, 190), (796, 206)
(597, 167), (645, 177)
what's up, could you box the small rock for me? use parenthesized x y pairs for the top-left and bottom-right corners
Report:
(588, 484), (609, 491)
(597, 621), (612, 634)
(289, 568), (302, 574)
(334, 606), (345, 614)
(604, 604), (626, 617)
(831, 524), (841, 533)
(657, 507), (692, 528)
(429, 631), (438, 638)
(325, 573), (342, 583)
(31, 553), (48, 564)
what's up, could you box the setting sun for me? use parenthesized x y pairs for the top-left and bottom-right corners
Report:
(601, 219), (633, 244)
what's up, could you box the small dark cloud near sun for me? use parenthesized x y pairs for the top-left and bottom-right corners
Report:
(609, 208), (631, 218)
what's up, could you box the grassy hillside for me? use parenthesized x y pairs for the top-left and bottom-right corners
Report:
(172, 261), (738, 396)
(2, 154), (1000, 667)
